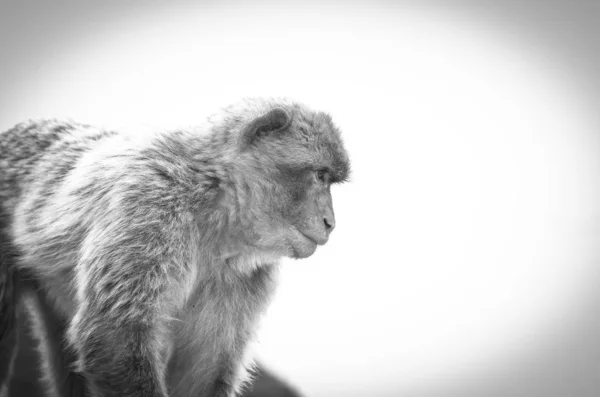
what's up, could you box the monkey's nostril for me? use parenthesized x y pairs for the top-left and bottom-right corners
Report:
(324, 217), (335, 232)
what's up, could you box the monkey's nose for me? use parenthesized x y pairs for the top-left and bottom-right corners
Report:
(324, 216), (335, 233)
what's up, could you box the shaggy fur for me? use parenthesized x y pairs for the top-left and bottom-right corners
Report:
(0, 98), (350, 397)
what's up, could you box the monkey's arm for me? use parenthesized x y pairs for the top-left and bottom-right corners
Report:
(67, 211), (185, 397)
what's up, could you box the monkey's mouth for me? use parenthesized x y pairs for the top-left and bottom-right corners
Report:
(297, 229), (328, 246)
(289, 229), (319, 259)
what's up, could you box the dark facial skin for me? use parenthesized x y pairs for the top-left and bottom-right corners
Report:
(275, 166), (337, 259)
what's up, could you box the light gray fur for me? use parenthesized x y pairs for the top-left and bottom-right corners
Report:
(0, 98), (350, 397)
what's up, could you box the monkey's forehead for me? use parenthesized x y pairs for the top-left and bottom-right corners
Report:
(290, 110), (350, 180)
(270, 99), (351, 182)
(319, 135), (351, 184)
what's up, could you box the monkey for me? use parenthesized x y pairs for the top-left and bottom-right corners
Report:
(0, 98), (350, 397)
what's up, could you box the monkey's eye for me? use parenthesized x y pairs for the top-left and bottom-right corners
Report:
(316, 169), (328, 184)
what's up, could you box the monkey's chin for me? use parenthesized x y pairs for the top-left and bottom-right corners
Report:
(290, 243), (317, 259)
(288, 233), (318, 259)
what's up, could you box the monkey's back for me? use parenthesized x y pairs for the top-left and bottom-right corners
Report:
(0, 120), (118, 214)
(0, 121), (121, 317)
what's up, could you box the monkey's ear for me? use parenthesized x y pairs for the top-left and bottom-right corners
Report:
(242, 107), (291, 146)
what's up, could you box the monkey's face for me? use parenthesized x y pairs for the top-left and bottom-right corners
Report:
(270, 166), (337, 259)
(237, 105), (350, 260)
(292, 173), (338, 259)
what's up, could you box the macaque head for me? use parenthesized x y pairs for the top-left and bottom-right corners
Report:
(235, 102), (350, 259)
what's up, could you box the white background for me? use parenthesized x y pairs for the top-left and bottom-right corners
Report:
(1, 1), (599, 396)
